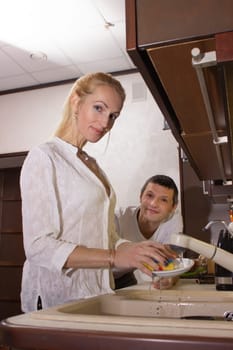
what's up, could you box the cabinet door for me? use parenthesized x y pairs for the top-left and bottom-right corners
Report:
(136, 0), (233, 48)
(147, 38), (231, 180)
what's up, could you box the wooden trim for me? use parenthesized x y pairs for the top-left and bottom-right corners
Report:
(0, 261), (23, 267)
(0, 152), (27, 169)
(0, 151), (27, 158)
(125, 0), (137, 51)
(0, 171), (2, 237)
(1, 320), (233, 350)
(0, 69), (138, 96)
(216, 31), (233, 63)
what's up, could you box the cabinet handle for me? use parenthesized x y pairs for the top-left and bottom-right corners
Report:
(202, 180), (209, 195)
(191, 47), (228, 183)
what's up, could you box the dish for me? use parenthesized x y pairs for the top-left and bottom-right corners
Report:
(152, 258), (194, 278)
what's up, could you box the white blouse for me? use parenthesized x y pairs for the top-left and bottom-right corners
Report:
(20, 137), (125, 312)
(115, 206), (183, 244)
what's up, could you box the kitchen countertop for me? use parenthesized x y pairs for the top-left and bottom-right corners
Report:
(1, 279), (233, 350)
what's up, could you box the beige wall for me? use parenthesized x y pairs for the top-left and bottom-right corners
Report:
(0, 72), (180, 208)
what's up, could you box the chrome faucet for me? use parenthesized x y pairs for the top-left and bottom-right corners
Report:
(203, 220), (233, 237)
(203, 220), (229, 232)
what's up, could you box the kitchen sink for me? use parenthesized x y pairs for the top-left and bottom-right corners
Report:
(56, 288), (233, 320)
(3, 282), (233, 348)
(30, 281), (233, 323)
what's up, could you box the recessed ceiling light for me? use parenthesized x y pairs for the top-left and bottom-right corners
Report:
(30, 51), (47, 61)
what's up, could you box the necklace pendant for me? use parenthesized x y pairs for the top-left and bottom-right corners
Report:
(77, 148), (89, 162)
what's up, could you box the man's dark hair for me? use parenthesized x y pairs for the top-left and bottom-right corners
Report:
(140, 175), (178, 206)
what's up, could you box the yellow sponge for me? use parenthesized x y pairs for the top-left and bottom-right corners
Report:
(159, 258), (176, 271)
(162, 261), (175, 271)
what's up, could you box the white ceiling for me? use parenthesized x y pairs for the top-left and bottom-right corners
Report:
(0, 0), (135, 92)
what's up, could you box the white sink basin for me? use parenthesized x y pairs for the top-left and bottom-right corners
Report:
(30, 281), (233, 322)
(56, 288), (233, 320)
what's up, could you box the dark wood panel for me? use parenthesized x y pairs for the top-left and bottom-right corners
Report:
(147, 37), (231, 181)
(1, 168), (21, 200)
(137, 0), (233, 46)
(0, 300), (22, 320)
(147, 39), (218, 134)
(2, 320), (233, 350)
(0, 163), (24, 321)
(224, 62), (233, 158)
(182, 132), (232, 180)
(1, 201), (22, 233)
(216, 31), (233, 63)
(0, 153), (26, 169)
(0, 233), (25, 264)
(0, 267), (22, 300)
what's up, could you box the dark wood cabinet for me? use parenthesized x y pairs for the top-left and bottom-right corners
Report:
(0, 154), (26, 321)
(126, 0), (233, 190)
(147, 38), (232, 181)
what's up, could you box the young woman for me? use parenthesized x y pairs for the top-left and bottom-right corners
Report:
(20, 72), (175, 312)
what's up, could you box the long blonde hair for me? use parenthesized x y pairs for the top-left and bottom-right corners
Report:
(54, 72), (126, 138)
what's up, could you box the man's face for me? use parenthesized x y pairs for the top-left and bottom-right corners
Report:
(140, 182), (176, 224)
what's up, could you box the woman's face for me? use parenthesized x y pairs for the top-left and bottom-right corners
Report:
(71, 84), (122, 146)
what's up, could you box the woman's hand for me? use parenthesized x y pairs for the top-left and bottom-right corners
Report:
(114, 241), (177, 277)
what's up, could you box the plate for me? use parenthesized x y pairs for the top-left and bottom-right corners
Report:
(152, 258), (194, 278)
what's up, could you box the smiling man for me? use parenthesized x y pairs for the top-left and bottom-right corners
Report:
(114, 174), (183, 289)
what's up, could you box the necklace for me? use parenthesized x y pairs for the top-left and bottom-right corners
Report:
(77, 148), (89, 161)
(77, 147), (111, 197)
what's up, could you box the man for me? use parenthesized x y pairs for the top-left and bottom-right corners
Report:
(114, 174), (183, 289)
